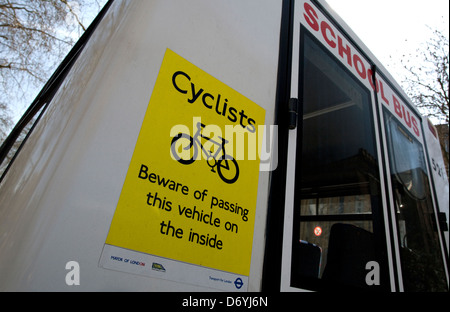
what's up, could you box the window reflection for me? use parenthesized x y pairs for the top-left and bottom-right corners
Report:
(384, 111), (447, 292)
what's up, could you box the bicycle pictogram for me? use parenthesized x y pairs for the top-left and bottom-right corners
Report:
(171, 122), (240, 184)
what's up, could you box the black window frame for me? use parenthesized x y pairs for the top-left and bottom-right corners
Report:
(289, 27), (391, 292)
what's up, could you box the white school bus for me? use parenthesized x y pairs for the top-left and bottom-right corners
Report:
(0, 0), (448, 292)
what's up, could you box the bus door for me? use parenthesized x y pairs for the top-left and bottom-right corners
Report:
(279, 0), (395, 292)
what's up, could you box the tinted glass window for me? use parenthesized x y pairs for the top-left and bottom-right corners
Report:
(384, 111), (448, 291)
(291, 32), (389, 291)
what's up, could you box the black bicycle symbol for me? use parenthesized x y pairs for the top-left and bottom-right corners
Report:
(171, 122), (240, 184)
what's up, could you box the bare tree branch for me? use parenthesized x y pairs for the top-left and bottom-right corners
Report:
(1, 0), (107, 145)
(401, 28), (449, 125)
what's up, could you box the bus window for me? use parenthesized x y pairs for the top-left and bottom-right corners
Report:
(384, 111), (448, 292)
(290, 32), (389, 291)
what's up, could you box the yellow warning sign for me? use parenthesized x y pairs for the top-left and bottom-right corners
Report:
(105, 49), (266, 276)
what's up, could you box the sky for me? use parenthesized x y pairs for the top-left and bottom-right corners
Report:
(324, 0), (449, 85)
